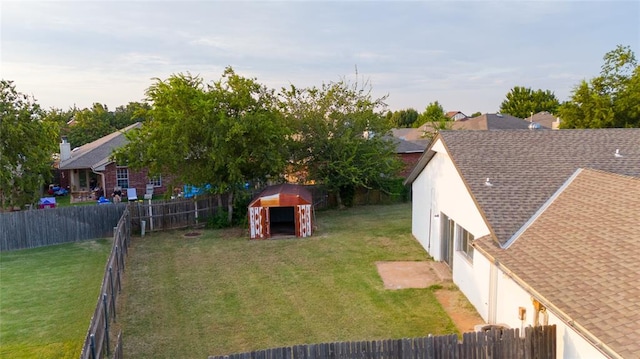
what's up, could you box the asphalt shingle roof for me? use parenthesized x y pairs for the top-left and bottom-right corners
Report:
(454, 113), (541, 130)
(476, 169), (640, 359)
(393, 137), (427, 153)
(58, 122), (141, 170)
(427, 128), (640, 246)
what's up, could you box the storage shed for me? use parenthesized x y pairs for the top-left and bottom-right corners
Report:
(248, 184), (313, 239)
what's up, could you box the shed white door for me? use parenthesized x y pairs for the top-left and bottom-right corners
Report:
(249, 207), (266, 239)
(298, 204), (312, 237)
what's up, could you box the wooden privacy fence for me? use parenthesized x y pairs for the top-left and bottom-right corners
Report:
(128, 195), (225, 233)
(0, 204), (127, 251)
(209, 326), (556, 359)
(80, 208), (131, 359)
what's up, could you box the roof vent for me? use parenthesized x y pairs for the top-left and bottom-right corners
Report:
(615, 149), (623, 158)
(496, 113), (503, 117)
(485, 178), (493, 187)
(528, 122), (541, 130)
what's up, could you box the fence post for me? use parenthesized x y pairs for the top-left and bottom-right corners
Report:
(103, 293), (110, 356)
(195, 200), (199, 224)
(108, 266), (116, 321)
(117, 267), (122, 293)
(90, 333), (96, 359)
(115, 245), (120, 272)
(119, 244), (125, 272)
(149, 202), (154, 232)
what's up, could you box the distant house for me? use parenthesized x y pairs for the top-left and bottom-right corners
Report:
(392, 137), (428, 178)
(445, 111), (468, 121)
(58, 123), (170, 202)
(529, 111), (561, 129)
(390, 112), (551, 177)
(405, 128), (640, 359)
(451, 113), (547, 130)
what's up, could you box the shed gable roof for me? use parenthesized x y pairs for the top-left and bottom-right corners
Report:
(475, 169), (640, 358)
(407, 128), (640, 246)
(58, 122), (141, 170)
(249, 183), (312, 207)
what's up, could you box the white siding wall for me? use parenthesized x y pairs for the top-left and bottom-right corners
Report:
(454, 250), (491, 320)
(411, 139), (490, 258)
(411, 138), (491, 319)
(411, 138), (609, 359)
(493, 266), (607, 359)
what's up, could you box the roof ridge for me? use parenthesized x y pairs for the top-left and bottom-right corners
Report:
(502, 168), (583, 249)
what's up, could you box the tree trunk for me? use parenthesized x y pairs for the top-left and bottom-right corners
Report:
(335, 190), (345, 209)
(227, 191), (234, 224)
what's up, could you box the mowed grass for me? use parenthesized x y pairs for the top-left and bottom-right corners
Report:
(119, 203), (457, 358)
(0, 239), (112, 358)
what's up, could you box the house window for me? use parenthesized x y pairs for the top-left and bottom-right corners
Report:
(148, 175), (162, 187)
(116, 168), (129, 189)
(457, 225), (474, 261)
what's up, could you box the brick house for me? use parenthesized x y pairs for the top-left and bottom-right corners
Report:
(57, 123), (171, 202)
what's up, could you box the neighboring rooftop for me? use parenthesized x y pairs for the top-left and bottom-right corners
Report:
(453, 113), (544, 130)
(391, 127), (426, 142)
(58, 122), (141, 170)
(407, 128), (640, 246)
(393, 137), (428, 154)
(528, 111), (560, 129)
(446, 111), (467, 121)
(476, 169), (640, 359)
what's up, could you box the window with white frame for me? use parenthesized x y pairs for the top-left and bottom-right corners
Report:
(148, 175), (162, 187)
(457, 224), (474, 261)
(116, 168), (129, 189)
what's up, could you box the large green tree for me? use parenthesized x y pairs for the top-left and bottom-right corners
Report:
(388, 108), (420, 128)
(114, 68), (290, 223)
(280, 79), (401, 208)
(559, 45), (639, 128)
(63, 102), (149, 148)
(0, 80), (58, 209)
(419, 101), (451, 139)
(499, 86), (560, 119)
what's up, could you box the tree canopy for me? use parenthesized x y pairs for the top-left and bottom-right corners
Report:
(559, 45), (639, 128)
(44, 102), (149, 148)
(418, 101), (452, 139)
(499, 86), (560, 119)
(0, 80), (58, 210)
(114, 68), (290, 222)
(280, 78), (401, 207)
(387, 108), (420, 128)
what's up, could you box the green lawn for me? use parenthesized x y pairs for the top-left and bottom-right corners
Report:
(119, 203), (457, 358)
(0, 239), (112, 358)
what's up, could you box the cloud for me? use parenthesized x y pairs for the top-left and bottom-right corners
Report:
(1, 0), (637, 115)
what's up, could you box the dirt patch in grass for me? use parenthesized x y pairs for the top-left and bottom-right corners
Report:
(434, 288), (484, 333)
(376, 261), (438, 289)
(376, 261), (483, 334)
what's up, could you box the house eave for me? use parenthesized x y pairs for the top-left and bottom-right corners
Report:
(473, 242), (625, 359)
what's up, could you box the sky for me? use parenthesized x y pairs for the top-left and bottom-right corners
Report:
(1, 1), (639, 115)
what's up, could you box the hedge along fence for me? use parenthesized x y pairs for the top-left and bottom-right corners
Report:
(0, 203), (127, 252)
(80, 208), (131, 359)
(209, 325), (556, 359)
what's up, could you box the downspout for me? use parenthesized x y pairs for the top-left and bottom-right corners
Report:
(474, 243), (624, 359)
(488, 263), (498, 324)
